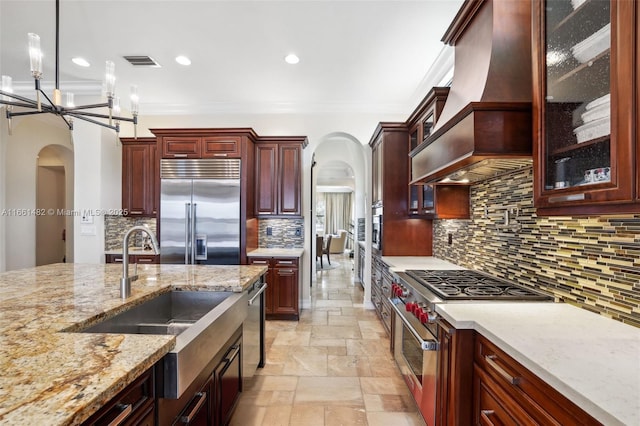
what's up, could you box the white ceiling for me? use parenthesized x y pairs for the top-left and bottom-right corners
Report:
(0, 0), (462, 117)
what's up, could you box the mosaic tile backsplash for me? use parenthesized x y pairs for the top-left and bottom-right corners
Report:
(104, 215), (157, 250)
(259, 218), (304, 248)
(433, 166), (640, 327)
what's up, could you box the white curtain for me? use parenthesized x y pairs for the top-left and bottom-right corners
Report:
(324, 192), (353, 238)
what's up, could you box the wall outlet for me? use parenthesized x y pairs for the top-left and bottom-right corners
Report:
(266, 227), (272, 236)
(448, 233), (453, 245)
(294, 227), (301, 237)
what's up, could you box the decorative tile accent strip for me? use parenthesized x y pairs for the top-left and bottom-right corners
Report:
(104, 215), (157, 250)
(259, 218), (304, 248)
(433, 166), (640, 327)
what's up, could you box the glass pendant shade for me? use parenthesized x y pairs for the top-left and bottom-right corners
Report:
(104, 60), (116, 97)
(112, 96), (121, 116)
(1, 75), (12, 101)
(130, 85), (139, 115)
(28, 33), (43, 77)
(65, 92), (75, 108)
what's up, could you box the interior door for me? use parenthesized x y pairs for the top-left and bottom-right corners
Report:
(192, 179), (240, 265)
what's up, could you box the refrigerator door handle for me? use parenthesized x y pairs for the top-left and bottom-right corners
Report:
(191, 203), (197, 264)
(185, 203), (191, 264)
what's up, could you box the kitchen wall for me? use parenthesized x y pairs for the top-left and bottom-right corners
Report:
(433, 166), (640, 327)
(258, 218), (304, 248)
(104, 216), (157, 251)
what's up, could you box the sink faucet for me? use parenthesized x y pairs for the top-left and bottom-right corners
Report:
(121, 226), (160, 298)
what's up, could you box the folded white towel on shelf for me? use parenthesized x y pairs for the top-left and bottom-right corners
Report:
(581, 101), (610, 123)
(571, 0), (586, 10)
(586, 93), (610, 110)
(573, 116), (610, 143)
(571, 23), (610, 63)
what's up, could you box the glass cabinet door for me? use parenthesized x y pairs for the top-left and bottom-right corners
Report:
(534, 0), (635, 212)
(544, 0), (611, 190)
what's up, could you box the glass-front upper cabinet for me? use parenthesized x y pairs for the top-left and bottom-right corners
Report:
(533, 0), (635, 215)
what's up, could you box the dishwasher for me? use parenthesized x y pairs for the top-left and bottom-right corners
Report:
(243, 277), (267, 378)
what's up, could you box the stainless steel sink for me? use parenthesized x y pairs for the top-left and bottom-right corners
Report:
(82, 290), (234, 335)
(77, 289), (249, 399)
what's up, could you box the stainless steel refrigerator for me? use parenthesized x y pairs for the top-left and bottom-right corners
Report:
(160, 159), (241, 265)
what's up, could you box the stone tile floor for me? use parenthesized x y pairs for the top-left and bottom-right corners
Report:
(231, 254), (425, 426)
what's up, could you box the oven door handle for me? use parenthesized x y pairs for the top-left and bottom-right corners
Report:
(388, 298), (438, 351)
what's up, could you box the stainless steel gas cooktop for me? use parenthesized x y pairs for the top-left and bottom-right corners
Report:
(403, 270), (552, 301)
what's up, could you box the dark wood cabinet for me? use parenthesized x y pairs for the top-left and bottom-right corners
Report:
(255, 143), (278, 215)
(254, 137), (306, 217)
(436, 319), (474, 426)
(248, 256), (300, 320)
(202, 136), (241, 158)
(419, 185), (470, 219)
(161, 136), (201, 159)
(157, 327), (242, 426)
(370, 250), (392, 338)
(407, 87), (454, 216)
(82, 366), (155, 426)
(213, 335), (242, 426)
(369, 123), (432, 256)
(533, 0), (638, 215)
(121, 137), (157, 217)
(105, 254), (159, 264)
(473, 334), (601, 426)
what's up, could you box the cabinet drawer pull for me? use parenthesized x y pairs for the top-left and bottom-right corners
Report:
(113, 257), (124, 263)
(178, 392), (207, 424)
(172, 153), (188, 158)
(480, 410), (495, 423)
(213, 153), (228, 157)
(108, 403), (132, 426)
(129, 210), (143, 215)
(278, 260), (294, 264)
(137, 258), (154, 263)
(485, 355), (520, 385)
(251, 260), (268, 264)
(224, 344), (241, 362)
(279, 269), (294, 274)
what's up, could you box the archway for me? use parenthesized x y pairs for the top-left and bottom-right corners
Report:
(310, 132), (370, 306)
(36, 145), (74, 265)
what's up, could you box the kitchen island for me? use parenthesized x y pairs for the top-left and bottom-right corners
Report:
(0, 263), (267, 425)
(382, 256), (640, 426)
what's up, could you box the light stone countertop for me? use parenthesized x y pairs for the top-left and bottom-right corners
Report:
(247, 248), (305, 258)
(0, 263), (268, 425)
(381, 255), (639, 424)
(380, 255), (466, 272)
(436, 302), (640, 426)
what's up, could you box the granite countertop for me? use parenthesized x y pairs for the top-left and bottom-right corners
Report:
(247, 248), (305, 258)
(0, 263), (268, 425)
(436, 303), (640, 426)
(104, 248), (158, 255)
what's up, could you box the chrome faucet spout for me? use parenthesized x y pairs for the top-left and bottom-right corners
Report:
(121, 226), (160, 298)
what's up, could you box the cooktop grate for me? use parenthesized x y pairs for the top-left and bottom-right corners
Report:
(404, 270), (551, 301)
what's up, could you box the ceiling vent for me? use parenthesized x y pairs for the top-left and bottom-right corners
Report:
(123, 56), (161, 67)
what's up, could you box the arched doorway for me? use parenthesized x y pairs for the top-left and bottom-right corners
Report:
(310, 133), (369, 305)
(36, 145), (74, 265)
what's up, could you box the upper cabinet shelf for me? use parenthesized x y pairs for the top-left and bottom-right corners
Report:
(532, 0), (637, 215)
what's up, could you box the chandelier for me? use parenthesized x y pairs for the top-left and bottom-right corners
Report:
(0, 0), (138, 137)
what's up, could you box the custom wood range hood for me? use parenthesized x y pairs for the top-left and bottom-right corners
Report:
(411, 0), (534, 184)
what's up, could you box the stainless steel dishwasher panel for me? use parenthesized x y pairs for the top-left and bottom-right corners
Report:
(243, 278), (267, 379)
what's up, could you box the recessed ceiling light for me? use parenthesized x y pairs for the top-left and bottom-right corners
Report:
(71, 57), (90, 67)
(175, 55), (191, 66)
(284, 53), (300, 65)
